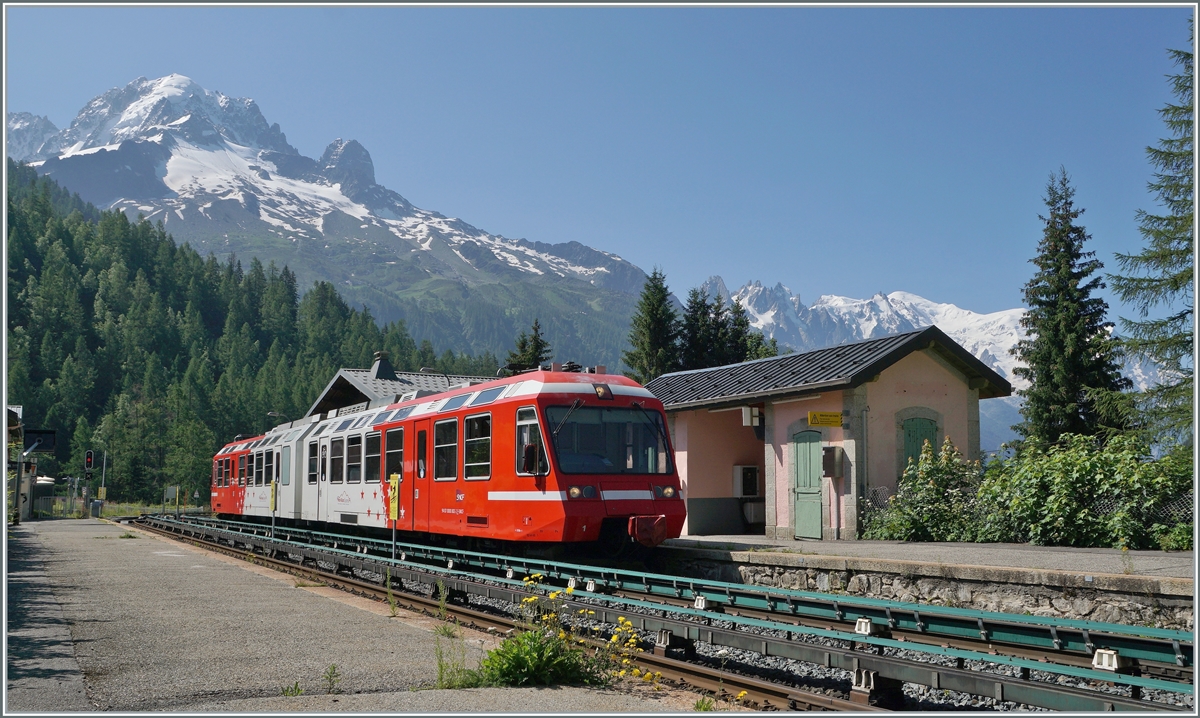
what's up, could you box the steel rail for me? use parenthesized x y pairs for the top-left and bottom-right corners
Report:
(129, 516), (868, 711)
(171, 514), (1194, 672)
(137, 515), (1189, 712)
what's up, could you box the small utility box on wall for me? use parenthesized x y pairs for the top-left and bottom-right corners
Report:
(733, 465), (760, 497)
(822, 446), (844, 478)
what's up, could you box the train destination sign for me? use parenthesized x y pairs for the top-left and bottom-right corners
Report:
(808, 411), (843, 427)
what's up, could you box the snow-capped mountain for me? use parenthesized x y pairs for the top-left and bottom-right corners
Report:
(704, 276), (1160, 451)
(5, 112), (58, 163)
(7, 75), (646, 296)
(7, 75), (649, 366)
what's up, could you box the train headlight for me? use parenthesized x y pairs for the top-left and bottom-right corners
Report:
(568, 486), (596, 499)
(582, 485), (596, 498)
(654, 485), (677, 498)
(568, 486), (582, 499)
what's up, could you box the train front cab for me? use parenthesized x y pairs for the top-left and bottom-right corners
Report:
(534, 379), (686, 548)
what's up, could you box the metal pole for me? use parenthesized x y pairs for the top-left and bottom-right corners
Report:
(13, 445), (22, 525)
(101, 451), (106, 510)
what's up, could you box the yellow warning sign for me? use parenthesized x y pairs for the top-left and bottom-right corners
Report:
(270, 481), (277, 511)
(808, 411), (843, 427)
(97, 486), (106, 500)
(388, 474), (400, 521)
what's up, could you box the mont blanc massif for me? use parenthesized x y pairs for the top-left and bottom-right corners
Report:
(5, 74), (1153, 449)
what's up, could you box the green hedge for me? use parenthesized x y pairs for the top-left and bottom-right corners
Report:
(862, 434), (1192, 550)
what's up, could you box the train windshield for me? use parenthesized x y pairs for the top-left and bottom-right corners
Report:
(545, 405), (673, 475)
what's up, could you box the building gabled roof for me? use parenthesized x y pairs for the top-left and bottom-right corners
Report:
(305, 353), (492, 417)
(645, 326), (1011, 411)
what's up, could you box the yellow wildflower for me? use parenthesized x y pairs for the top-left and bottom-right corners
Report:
(565, 586), (574, 594)
(631, 668), (641, 677)
(736, 691), (748, 701)
(618, 670), (627, 677)
(548, 591), (560, 599)
(643, 672), (654, 682)
(587, 610), (595, 616)
(558, 630), (566, 639)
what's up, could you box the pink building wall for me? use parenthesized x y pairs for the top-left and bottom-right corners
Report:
(865, 350), (973, 494)
(670, 408), (763, 535)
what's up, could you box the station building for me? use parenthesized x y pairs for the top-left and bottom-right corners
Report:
(645, 326), (1011, 540)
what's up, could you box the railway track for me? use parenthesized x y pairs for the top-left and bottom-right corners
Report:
(131, 514), (1193, 711)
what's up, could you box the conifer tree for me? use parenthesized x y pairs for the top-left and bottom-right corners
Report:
(679, 288), (712, 371)
(622, 268), (680, 384)
(1109, 25), (1194, 448)
(1012, 169), (1131, 445)
(505, 318), (553, 371)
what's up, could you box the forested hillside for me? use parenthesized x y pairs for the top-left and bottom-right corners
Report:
(7, 159), (499, 502)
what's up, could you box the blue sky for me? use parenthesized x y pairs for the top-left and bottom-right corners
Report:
(4, 5), (1192, 316)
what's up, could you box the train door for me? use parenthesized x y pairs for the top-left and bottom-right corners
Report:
(413, 419), (430, 532)
(301, 439), (319, 521)
(384, 427), (412, 531)
(318, 436), (330, 522)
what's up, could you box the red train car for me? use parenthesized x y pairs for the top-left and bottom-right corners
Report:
(211, 367), (685, 553)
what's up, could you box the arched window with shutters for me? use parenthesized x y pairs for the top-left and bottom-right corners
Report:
(894, 407), (943, 480)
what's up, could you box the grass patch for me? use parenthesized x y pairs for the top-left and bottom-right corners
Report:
(118, 531), (139, 539)
(694, 696), (716, 711)
(322, 664), (341, 694)
(435, 635), (486, 688)
(293, 579), (326, 588)
(280, 681), (303, 696)
(433, 621), (459, 638)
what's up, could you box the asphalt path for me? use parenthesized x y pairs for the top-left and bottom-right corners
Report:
(6, 518), (720, 712)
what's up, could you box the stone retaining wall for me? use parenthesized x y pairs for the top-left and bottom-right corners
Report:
(657, 549), (1194, 631)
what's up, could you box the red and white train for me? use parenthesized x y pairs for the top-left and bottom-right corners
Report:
(211, 367), (686, 554)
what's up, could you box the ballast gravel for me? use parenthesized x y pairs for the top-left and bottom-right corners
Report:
(11, 519), (711, 712)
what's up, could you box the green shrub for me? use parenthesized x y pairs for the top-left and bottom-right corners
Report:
(977, 434), (1192, 549)
(1153, 522), (1194, 551)
(480, 627), (603, 687)
(862, 437), (982, 542)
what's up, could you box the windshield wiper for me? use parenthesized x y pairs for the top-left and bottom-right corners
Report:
(631, 401), (673, 454)
(552, 398), (584, 439)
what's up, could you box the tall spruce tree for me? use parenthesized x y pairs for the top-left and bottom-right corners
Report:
(505, 318), (553, 371)
(1109, 25), (1194, 449)
(622, 268), (680, 384)
(679, 288), (712, 371)
(1012, 169), (1131, 445)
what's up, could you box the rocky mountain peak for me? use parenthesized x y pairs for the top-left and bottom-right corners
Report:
(318, 138), (376, 200)
(5, 112), (58, 161)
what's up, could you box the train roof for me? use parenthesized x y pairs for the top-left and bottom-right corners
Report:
(217, 370), (657, 453)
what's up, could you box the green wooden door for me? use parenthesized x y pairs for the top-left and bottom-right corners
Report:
(902, 418), (938, 471)
(792, 431), (822, 539)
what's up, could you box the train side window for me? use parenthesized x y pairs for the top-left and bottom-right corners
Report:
(264, 451), (274, 486)
(464, 414), (491, 480)
(280, 447), (290, 486)
(515, 406), (548, 475)
(224, 458), (231, 487)
(434, 419), (457, 481)
(255, 452), (264, 486)
(307, 442), (318, 484)
(385, 429), (403, 483)
(417, 430), (427, 479)
(346, 435), (363, 483)
(365, 432), (381, 483)
(238, 455), (246, 486)
(330, 438), (344, 483)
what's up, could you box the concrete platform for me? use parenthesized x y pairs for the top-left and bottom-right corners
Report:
(4, 519), (717, 713)
(655, 535), (1194, 630)
(664, 535), (1195, 580)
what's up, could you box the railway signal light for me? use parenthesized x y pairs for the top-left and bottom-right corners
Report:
(85, 450), (94, 470)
